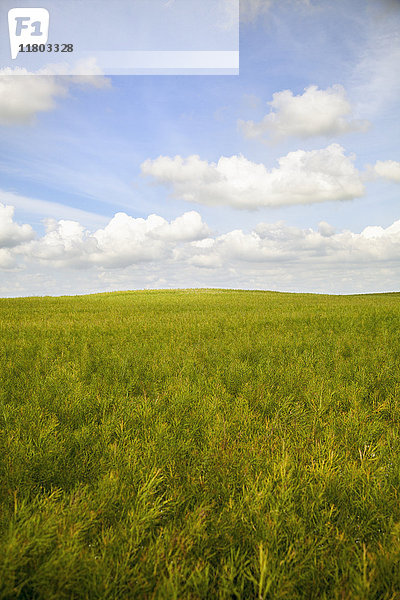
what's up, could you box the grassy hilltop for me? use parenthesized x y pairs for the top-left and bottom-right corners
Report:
(1, 289), (400, 599)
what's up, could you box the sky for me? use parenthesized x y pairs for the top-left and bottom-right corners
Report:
(0, 0), (399, 296)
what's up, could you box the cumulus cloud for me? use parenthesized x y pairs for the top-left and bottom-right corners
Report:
(16, 211), (211, 269)
(318, 221), (336, 237)
(147, 211), (211, 241)
(141, 144), (364, 209)
(211, 219), (400, 263)
(0, 203), (35, 248)
(24, 219), (99, 267)
(0, 60), (109, 125)
(4, 204), (400, 268)
(0, 249), (16, 270)
(372, 160), (400, 182)
(189, 253), (223, 269)
(238, 85), (370, 141)
(40, 57), (110, 86)
(0, 68), (66, 125)
(2, 204), (400, 295)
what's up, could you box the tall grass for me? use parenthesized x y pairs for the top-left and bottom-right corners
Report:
(0, 289), (399, 599)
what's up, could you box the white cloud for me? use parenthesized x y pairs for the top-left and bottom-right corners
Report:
(40, 57), (110, 86)
(148, 211), (211, 241)
(17, 211), (211, 269)
(0, 203), (35, 248)
(0, 249), (16, 270)
(318, 221), (336, 237)
(373, 160), (400, 182)
(211, 219), (400, 263)
(24, 219), (99, 268)
(0, 60), (109, 126)
(91, 213), (170, 268)
(141, 144), (365, 209)
(189, 253), (223, 269)
(2, 205), (400, 295)
(238, 85), (370, 141)
(0, 68), (66, 125)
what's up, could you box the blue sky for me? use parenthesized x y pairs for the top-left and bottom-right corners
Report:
(0, 0), (399, 296)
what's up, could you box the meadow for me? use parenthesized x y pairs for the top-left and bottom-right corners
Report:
(0, 289), (399, 599)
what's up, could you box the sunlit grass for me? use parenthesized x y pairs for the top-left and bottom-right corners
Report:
(1, 289), (399, 598)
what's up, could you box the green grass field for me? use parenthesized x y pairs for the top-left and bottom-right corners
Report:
(1, 289), (400, 599)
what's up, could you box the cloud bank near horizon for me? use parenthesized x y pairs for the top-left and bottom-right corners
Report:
(1, 202), (399, 297)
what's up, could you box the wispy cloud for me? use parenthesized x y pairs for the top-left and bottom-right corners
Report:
(240, 0), (273, 23)
(0, 190), (109, 228)
(240, 0), (310, 23)
(349, 3), (400, 116)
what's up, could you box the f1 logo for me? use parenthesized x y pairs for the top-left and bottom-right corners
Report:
(8, 8), (50, 59)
